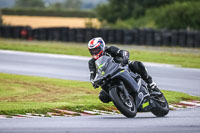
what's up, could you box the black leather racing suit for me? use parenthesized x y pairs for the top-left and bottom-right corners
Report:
(88, 46), (153, 103)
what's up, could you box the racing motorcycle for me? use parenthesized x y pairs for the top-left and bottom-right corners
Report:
(93, 55), (169, 118)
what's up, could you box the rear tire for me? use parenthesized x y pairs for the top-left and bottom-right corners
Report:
(109, 87), (137, 118)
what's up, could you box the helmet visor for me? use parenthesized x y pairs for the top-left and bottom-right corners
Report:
(89, 47), (102, 56)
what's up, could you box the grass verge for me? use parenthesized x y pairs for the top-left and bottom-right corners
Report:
(0, 39), (200, 68)
(0, 73), (200, 115)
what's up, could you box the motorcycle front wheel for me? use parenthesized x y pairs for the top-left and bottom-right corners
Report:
(109, 87), (137, 118)
(150, 91), (169, 117)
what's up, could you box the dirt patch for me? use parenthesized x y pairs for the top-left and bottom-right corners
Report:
(2, 15), (100, 28)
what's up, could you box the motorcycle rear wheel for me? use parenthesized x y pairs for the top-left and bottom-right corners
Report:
(109, 87), (137, 118)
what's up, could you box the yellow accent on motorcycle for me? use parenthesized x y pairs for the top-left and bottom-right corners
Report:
(98, 64), (103, 69)
(101, 71), (105, 76)
(142, 101), (149, 108)
(120, 70), (125, 73)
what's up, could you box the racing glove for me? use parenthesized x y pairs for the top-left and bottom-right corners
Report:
(90, 79), (99, 89)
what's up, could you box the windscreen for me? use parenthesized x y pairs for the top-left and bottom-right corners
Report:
(94, 55), (119, 81)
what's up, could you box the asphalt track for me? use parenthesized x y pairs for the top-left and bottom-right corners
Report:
(0, 50), (200, 133)
(0, 50), (200, 96)
(0, 108), (200, 133)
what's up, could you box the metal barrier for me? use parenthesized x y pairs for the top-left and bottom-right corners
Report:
(0, 26), (199, 47)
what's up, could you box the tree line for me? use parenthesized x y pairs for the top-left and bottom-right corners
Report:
(0, 0), (94, 19)
(96, 0), (200, 30)
(14, 0), (82, 10)
(1, 0), (200, 30)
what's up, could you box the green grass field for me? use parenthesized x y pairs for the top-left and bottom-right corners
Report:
(0, 73), (113, 115)
(0, 39), (200, 68)
(0, 73), (200, 115)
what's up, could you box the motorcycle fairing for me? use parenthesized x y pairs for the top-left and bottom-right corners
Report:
(94, 55), (151, 110)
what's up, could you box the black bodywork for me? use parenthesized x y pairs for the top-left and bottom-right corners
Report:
(93, 56), (168, 115)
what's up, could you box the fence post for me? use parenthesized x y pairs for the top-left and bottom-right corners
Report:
(171, 30), (179, 46)
(85, 28), (94, 42)
(123, 30), (134, 44)
(194, 31), (200, 48)
(162, 30), (172, 46)
(76, 28), (86, 42)
(178, 30), (187, 47)
(61, 27), (69, 42)
(68, 28), (77, 42)
(99, 29), (108, 42)
(186, 31), (195, 47)
(145, 29), (154, 46)
(93, 29), (100, 38)
(115, 29), (124, 44)
(138, 29), (146, 45)
(154, 30), (162, 46)
(107, 29), (116, 44)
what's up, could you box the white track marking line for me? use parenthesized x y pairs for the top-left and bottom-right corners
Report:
(180, 101), (200, 106)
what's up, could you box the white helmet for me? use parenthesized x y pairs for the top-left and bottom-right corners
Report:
(88, 37), (105, 59)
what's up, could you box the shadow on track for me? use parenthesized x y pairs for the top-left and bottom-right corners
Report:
(94, 116), (163, 120)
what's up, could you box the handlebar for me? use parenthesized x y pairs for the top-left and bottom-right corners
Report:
(94, 74), (111, 87)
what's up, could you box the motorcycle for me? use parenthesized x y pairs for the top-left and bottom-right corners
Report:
(93, 55), (169, 118)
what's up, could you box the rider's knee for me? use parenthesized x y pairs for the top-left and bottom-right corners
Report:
(135, 61), (145, 70)
(129, 61), (145, 72)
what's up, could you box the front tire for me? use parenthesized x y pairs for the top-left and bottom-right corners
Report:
(109, 87), (137, 118)
(150, 93), (169, 117)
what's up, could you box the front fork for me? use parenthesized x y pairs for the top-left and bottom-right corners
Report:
(118, 81), (131, 103)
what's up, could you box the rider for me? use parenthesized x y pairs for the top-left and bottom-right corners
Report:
(88, 37), (157, 103)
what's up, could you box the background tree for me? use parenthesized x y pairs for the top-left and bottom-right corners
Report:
(47, 2), (63, 10)
(0, 11), (2, 25)
(154, 1), (200, 30)
(15, 0), (45, 8)
(96, 0), (200, 23)
(63, 0), (82, 10)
